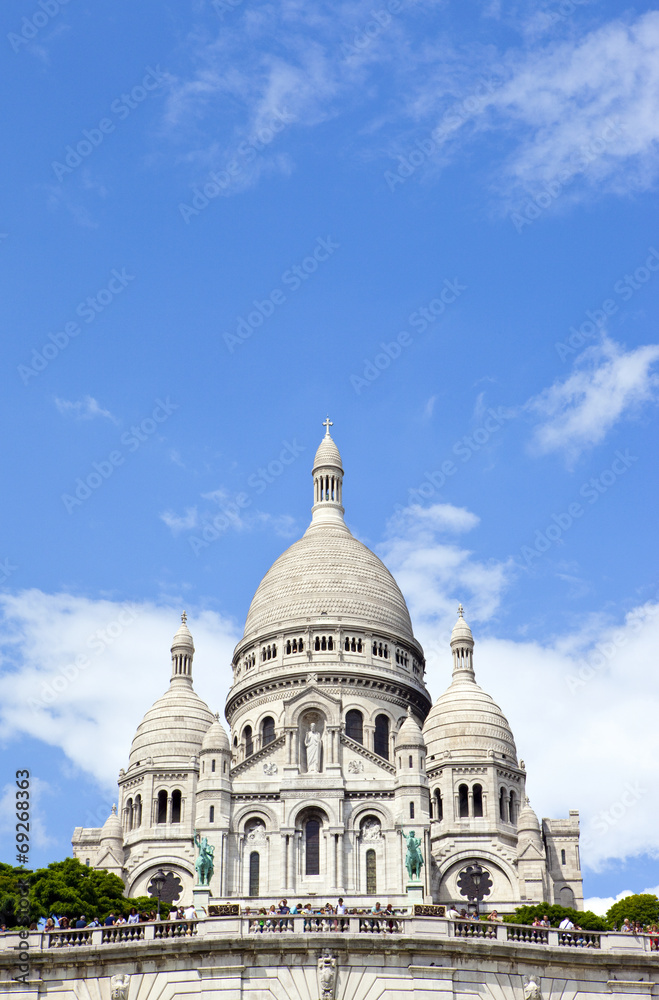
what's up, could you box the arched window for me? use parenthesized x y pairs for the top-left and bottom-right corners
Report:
(286, 640), (291, 654)
(409, 801), (415, 819)
(211, 759), (216, 773)
(134, 795), (142, 828)
(306, 819), (320, 875)
(261, 716), (275, 746)
(561, 849), (566, 865)
(244, 725), (253, 757)
(459, 783), (469, 818)
(345, 709), (363, 744)
(298, 638), (304, 652)
(171, 789), (182, 823)
(249, 852), (260, 896)
(374, 715), (390, 759)
(328, 636), (333, 650)
(366, 849), (377, 894)
(409, 755), (413, 768)
(509, 790), (516, 824)
(209, 805), (215, 823)
(156, 790), (167, 824)
(126, 798), (133, 830)
(223, 761), (227, 773)
(473, 784), (483, 818)
(560, 886), (575, 908)
(434, 790), (443, 822)
(499, 787), (506, 821)
(315, 637), (320, 651)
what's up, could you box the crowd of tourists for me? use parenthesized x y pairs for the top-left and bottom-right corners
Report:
(244, 898), (402, 932)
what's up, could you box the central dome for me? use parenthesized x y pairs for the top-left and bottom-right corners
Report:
(241, 422), (416, 644)
(243, 522), (415, 641)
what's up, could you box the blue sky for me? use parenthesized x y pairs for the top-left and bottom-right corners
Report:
(1, 0), (659, 912)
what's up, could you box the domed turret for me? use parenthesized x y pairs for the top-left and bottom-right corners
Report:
(517, 797), (542, 843)
(201, 714), (231, 753)
(128, 613), (215, 768)
(423, 606), (517, 762)
(395, 706), (425, 749)
(100, 804), (123, 845)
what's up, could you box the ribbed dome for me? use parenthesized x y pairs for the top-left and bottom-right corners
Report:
(129, 680), (215, 767)
(423, 677), (517, 761)
(201, 716), (230, 752)
(517, 797), (541, 834)
(313, 434), (343, 471)
(242, 521), (415, 642)
(100, 805), (123, 843)
(396, 708), (425, 748)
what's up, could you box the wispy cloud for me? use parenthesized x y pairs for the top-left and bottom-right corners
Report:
(160, 507), (199, 533)
(526, 337), (659, 462)
(55, 396), (118, 423)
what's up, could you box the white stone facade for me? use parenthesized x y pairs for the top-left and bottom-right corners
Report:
(72, 423), (583, 913)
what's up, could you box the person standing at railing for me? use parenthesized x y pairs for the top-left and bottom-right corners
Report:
(370, 901), (382, 933)
(127, 908), (139, 925)
(104, 912), (116, 927)
(447, 905), (460, 920)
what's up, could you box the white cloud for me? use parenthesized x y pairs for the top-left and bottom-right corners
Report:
(585, 886), (659, 917)
(55, 396), (117, 423)
(423, 394), (438, 419)
(160, 507), (199, 533)
(526, 337), (659, 461)
(0, 591), (239, 789)
(488, 11), (659, 197)
(378, 501), (514, 642)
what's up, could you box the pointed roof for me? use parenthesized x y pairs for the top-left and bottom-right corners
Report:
(395, 706), (425, 748)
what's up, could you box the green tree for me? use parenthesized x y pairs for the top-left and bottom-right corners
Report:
(0, 858), (170, 927)
(606, 894), (659, 930)
(504, 902), (607, 931)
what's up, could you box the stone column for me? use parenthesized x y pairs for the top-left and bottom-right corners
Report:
(337, 832), (344, 891)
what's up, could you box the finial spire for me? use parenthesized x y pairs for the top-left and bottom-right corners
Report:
(181, 610), (187, 623)
(323, 416), (333, 437)
(457, 603), (464, 618)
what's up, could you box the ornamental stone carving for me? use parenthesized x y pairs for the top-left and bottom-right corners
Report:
(263, 762), (278, 775)
(318, 951), (337, 1000)
(246, 820), (267, 844)
(524, 975), (542, 1000)
(348, 759), (364, 773)
(361, 818), (382, 841)
(110, 975), (130, 1000)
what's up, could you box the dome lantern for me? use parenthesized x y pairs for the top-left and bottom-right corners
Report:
(310, 417), (346, 529)
(171, 611), (195, 684)
(450, 604), (475, 680)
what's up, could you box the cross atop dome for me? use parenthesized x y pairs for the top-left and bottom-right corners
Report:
(457, 603), (464, 618)
(181, 610), (187, 623)
(323, 416), (333, 437)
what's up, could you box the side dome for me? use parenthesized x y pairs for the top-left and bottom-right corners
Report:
(201, 715), (230, 752)
(395, 707), (425, 748)
(100, 805), (123, 844)
(423, 607), (517, 762)
(128, 614), (215, 768)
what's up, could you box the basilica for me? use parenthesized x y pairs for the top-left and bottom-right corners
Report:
(72, 422), (583, 913)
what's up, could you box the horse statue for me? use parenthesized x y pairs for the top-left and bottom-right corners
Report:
(194, 831), (215, 886)
(403, 829), (424, 881)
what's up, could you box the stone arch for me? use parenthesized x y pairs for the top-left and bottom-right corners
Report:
(233, 802), (279, 833)
(347, 802), (393, 835)
(127, 857), (194, 899)
(434, 851), (519, 907)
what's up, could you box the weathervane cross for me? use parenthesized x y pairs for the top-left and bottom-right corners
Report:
(323, 416), (333, 436)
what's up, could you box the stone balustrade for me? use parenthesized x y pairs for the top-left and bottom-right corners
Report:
(2, 918), (656, 954)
